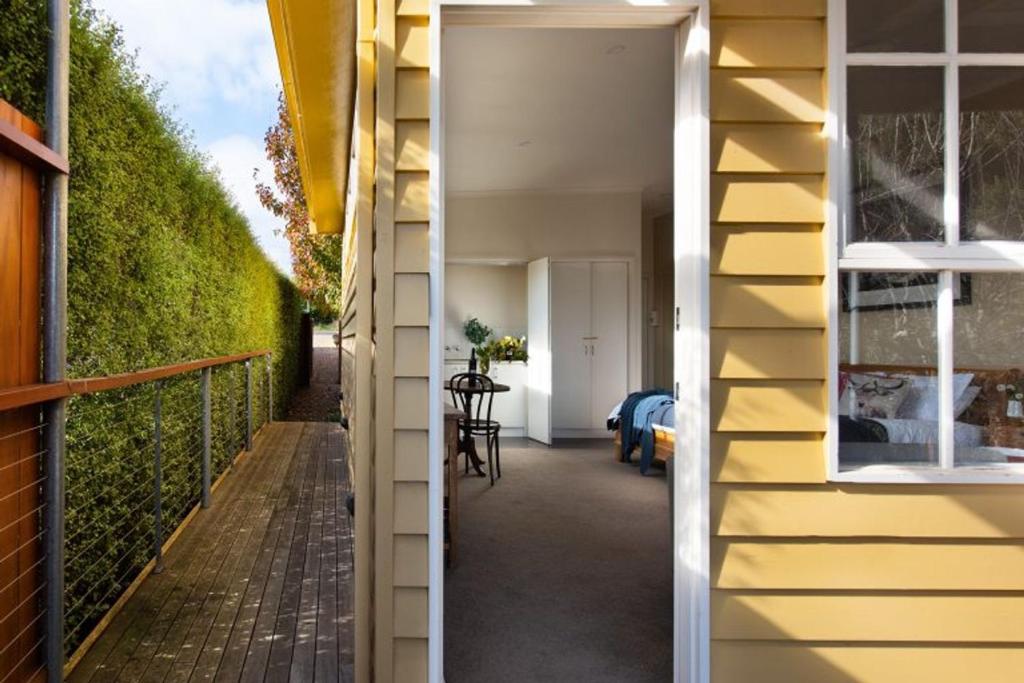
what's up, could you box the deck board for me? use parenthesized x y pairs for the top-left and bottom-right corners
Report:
(66, 422), (354, 683)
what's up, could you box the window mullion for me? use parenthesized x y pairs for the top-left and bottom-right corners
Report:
(938, 271), (955, 469)
(944, 0), (960, 247)
(940, 0), (959, 471)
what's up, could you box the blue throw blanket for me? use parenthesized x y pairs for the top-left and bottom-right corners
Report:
(617, 390), (673, 473)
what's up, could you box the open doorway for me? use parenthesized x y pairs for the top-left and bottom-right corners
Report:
(437, 15), (692, 681)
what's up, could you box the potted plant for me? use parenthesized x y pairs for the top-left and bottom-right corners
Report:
(463, 317), (493, 373)
(463, 317), (492, 347)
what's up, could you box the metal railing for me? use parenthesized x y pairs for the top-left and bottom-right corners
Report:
(0, 349), (273, 680)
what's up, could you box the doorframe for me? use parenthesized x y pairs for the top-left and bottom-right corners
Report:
(428, 4), (710, 682)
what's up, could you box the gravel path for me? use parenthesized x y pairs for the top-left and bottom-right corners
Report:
(284, 347), (341, 422)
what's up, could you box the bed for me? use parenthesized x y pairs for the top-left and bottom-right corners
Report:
(839, 363), (1024, 467)
(608, 391), (675, 473)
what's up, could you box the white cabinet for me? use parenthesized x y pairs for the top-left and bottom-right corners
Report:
(487, 362), (527, 435)
(549, 261), (629, 437)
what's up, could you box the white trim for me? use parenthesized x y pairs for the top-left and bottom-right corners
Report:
(674, 10), (709, 683)
(937, 270), (955, 468)
(828, 0), (1024, 484)
(427, 2), (444, 681)
(834, 464), (1024, 485)
(825, 0), (844, 493)
(430, 4), (708, 683)
(848, 53), (1024, 67)
(841, 241), (1024, 268)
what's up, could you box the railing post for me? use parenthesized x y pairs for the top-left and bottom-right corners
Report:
(245, 359), (253, 451)
(153, 382), (163, 574)
(201, 367), (211, 508)
(266, 353), (273, 424)
(43, 1), (70, 678)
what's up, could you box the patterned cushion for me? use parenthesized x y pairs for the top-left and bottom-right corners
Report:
(839, 374), (912, 419)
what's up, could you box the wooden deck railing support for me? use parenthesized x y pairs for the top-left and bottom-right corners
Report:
(153, 382), (165, 574)
(0, 349), (273, 678)
(201, 368), (212, 508)
(245, 359), (254, 451)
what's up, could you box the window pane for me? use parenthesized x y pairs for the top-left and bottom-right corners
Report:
(953, 272), (1024, 466)
(847, 67), (945, 243)
(960, 1), (1024, 53)
(838, 272), (939, 469)
(848, 0), (944, 53)
(960, 68), (1024, 241)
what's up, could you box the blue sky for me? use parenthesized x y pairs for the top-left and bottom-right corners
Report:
(91, 0), (293, 275)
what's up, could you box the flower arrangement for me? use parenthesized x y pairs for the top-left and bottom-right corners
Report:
(482, 336), (528, 362)
(997, 383), (1024, 419)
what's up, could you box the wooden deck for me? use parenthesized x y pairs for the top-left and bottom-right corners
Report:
(68, 421), (354, 683)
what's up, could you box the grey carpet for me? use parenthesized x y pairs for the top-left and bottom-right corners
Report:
(444, 439), (673, 682)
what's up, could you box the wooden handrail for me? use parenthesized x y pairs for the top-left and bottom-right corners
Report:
(0, 117), (70, 174)
(0, 349), (271, 412)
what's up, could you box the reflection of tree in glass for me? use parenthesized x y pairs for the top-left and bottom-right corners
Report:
(961, 111), (1024, 241)
(851, 112), (945, 242)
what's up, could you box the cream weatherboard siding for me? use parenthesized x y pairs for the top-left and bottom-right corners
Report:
(348, 2), (377, 680)
(709, 2), (1024, 682)
(377, 0), (432, 680)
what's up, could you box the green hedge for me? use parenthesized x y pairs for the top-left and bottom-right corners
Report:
(1, 0), (302, 385)
(1, 0), (305, 656)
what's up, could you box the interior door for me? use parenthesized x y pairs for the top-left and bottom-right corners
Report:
(590, 261), (629, 428)
(527, 258), (552, 444)
(551, 261), (593, 429)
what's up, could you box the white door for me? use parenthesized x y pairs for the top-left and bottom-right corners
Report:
(590, 262), (629, 428)
(551, 261), (593, 429)
(527, 258), (552, 444)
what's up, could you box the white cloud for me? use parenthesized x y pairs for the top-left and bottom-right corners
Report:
(206, 134), (293, 275)
(90, 0), (293, 276)
(91, 0), (280, 113)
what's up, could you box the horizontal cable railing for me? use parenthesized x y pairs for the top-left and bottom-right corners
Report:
(0, 350), (273, 679)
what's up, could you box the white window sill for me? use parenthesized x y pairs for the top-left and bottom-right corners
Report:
(832, 463), (1024, 485)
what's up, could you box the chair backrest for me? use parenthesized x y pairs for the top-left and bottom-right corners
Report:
(449, 372), (496, 424)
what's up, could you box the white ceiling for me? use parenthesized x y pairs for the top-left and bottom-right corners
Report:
(444, 27), (674, 209)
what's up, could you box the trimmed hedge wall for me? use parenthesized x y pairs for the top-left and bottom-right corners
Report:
(1, 0), (303, 385)
(1, 0), (305, 657)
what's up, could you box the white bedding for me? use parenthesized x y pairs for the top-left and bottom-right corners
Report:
(873, 418), (986, 447)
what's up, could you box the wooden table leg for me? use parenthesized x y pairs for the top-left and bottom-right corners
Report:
(447, 420), (459, 568)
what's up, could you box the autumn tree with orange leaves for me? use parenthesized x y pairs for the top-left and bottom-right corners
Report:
(256, 93), (342, 322)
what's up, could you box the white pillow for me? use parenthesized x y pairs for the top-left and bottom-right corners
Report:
(895, 373), (975, 421)
(954, 385), (981, 418)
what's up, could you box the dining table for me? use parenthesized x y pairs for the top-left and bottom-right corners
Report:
(444, 378), (510, 476)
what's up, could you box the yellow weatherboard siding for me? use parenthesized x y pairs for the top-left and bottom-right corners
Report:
(712, 643), (1024, 683)
(708, 3), (1024, 682)
(711, 225), (824, 276)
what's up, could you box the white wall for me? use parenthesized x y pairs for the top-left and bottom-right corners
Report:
(444, 264), (527, 359)
(839, 272), (1024, 368)
(445, 190), (644, 391)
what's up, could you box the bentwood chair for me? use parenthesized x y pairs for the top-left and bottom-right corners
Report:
(448, 372), (502, 485)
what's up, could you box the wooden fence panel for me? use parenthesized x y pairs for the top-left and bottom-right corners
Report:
(0, 99), (44, 683)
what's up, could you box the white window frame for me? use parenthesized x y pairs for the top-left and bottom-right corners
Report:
(828, 0), (1024, 484)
